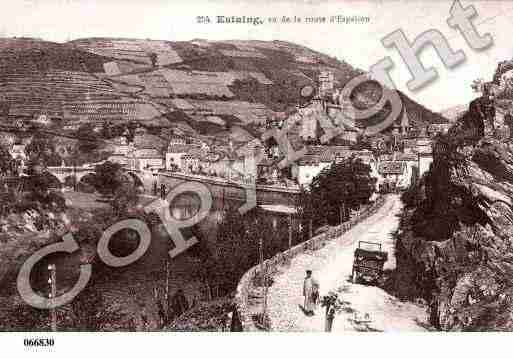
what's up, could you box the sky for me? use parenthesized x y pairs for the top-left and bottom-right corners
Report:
(2, 0), (513, 112)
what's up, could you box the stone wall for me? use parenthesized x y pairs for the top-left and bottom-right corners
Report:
(233, 195), (387, 331)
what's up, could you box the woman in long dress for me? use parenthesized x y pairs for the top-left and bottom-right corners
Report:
(303, 270), (319, 314)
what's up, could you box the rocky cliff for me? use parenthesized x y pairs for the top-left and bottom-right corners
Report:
(395, 61), (513, 331)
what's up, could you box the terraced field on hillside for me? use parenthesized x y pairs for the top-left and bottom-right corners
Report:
(0, 37), (448, 138)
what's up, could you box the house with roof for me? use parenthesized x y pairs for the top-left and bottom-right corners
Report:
(166, 143), (189, 170)
(128, 148), (164, 171)
(396, 153), (418, 186)
(327, 145), (351, 161)
(395, 152), (418, 164)
(169, 135), (187, 146)
(427, 123), (452, 137)
(378, 161), (408, 192)
(417, 138), (433, 177)
(180, 153), (200, 173)
(403, 138), (418, 154)
(257, 157), (281, 184)
(110, 136), (130, 153)
(416, 131), (433, 177)
(296, 146), (334, 187)
(296, 153), (332, 187)
(205, 155), (231, 178)
(108, 154), (130, 166)
(492, 104), (513, 140)
(226, 140), (263, 180)
(351, 149), (375, 165)
(294, 145), (355, 187)
(105, 137), (132, 166)
(9, 142), (27, 169)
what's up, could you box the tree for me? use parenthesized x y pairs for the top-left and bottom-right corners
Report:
(73, 220), (103, 245)
(23, 161), (65, 211)
(25, 133), (61, 167)
(212, 207), (253, 292)
(209, 207), (288, 294)
(112, 183), (139, 216)
(308, 157), (376, 226)
(0, 143), (14, 176)
(68, 279), (124, 330)
(189, 238), (218, 300)
(92, 161), (125, 197)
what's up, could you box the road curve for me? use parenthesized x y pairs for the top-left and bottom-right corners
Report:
(267, 194), (428, 332)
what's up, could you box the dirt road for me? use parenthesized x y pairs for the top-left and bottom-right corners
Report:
(267, 195), (429, 332)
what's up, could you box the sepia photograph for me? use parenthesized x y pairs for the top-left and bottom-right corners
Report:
(0, 0), (512, 356)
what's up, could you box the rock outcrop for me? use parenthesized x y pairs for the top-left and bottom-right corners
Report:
(395, 61), (513, 331)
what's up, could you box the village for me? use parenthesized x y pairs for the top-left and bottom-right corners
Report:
(0, 73), (451, 199)
(0, 35), (482, 336)
(0, 71), (449, 198)
(3, 3), (513, 355)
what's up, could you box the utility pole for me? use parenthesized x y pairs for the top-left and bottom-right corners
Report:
(288, 214), (293, 249)
(72, 158), (77, 192)
(259, 235), (269, 328)
(222, 188), (226, 211)
(258, 235), (263, 289)
(165, 259), (170, 323)
(47, 264), (57, 332)
(309, 219), (313, 240)
(258, 236), (265, 324)
(262, 267), (269, 328)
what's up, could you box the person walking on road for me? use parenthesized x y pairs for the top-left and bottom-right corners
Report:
(303, 270), (319, 315)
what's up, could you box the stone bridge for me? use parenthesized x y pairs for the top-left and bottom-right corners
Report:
(46, 166), (151, 190)
(47, 166), (95, 185)
(157, 171), (300, 207)
(46, 166), (299, 207)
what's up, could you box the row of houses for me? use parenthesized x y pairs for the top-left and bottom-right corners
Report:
(295, 138), (434, 192)
(107, 134), (266, 183)
(105, 123), (435, 190)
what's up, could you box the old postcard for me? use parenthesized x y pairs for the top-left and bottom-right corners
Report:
(1, 0), (512, 356)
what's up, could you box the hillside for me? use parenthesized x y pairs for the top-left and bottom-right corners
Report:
(395, 61), (513, 330)
(0, 37), (447, 142)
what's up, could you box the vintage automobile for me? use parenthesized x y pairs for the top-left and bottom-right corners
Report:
(351, 241), (388, 285)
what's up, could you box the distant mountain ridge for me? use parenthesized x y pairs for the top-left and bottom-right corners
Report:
(0, 37), (448, 141)
(439, 104), (469, 122)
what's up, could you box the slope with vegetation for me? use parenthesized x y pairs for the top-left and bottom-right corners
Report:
(0, 37), (448, 147)
(395, 60), (513, 331)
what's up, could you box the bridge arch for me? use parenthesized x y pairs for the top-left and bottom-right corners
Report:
(74, 171), (95, 183)
(76, 173), (97, 193)
(63, 175), (76, 189)
(43, 171), (63, 189)
(47, 167), (95, 185)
